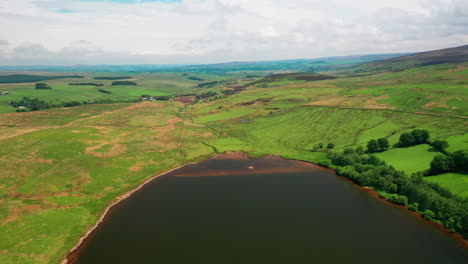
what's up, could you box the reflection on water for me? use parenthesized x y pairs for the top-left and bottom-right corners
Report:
(72, 156), (468, 264)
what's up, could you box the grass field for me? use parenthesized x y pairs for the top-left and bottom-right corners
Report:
(374, 144), (439, 175)
(0, 72), (247, 113)
(0, 56), (467, 263)
(426, 173), (468, 198)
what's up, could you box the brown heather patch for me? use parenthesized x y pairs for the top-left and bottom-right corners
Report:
(307, 96), (350, 106)
(0, 127), (47, 141)
(85, 143), (127, 158)
(361, 95), (394, 109)
(66, 102), (149, 126)
(444, 65), (466, 74)
(357, 80), (395, 86)
(2, 203), (54, 227)
(422, 101), (448, 109)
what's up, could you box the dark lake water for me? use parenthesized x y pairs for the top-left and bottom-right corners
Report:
(72, 156), (468, 264)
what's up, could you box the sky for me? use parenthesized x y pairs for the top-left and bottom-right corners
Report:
(0, 0), (467, 65)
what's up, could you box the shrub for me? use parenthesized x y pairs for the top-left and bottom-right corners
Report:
(62, 101), (82, 107)
(429, 154), (454, 174)
(367, 140), (380, 153)
(398, 133), (415, 147)
(423, 210), (436, 221)
(98, 89), (112, 94)
(35, 83), (52, 89)
(377, 138), (389, 151)
(111, 81), (137, 86)
(388, 194), (408, 206)
(430, 139), (449, 152)
(408, 202), (419, 212)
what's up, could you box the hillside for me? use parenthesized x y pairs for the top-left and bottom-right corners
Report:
(345, 45), (468, 73)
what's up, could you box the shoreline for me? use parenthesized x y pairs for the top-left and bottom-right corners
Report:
(62, 152), (467, 263)
(337, 174), (468, 248)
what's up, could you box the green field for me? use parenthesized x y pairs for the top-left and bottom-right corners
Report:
(374, 145), (439, 175)
(0, 50), (467, 264)
(426, 173), (468, 198)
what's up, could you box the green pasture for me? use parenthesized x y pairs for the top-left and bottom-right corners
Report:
(374, 144), (439, 175)
(425, 173), (468, 198)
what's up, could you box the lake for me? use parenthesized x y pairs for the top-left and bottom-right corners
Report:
(70, 155), (468, 264)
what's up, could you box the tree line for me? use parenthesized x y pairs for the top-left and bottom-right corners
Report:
(364, 129), (466, 177)
(320, 148), (467, 237)
(69, 82), (104, 87)
(10, 97), (141, 112)
(111, 81), (137, 86)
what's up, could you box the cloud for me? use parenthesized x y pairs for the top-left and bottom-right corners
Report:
(0, 0), (467, 65)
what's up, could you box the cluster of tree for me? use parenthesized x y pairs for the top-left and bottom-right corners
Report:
(312, 143), (335, 151)
(98, 88), (112, 94)
(428, 150), (468, 175)
(10, 97), (52, 111)
(140, 94), (172, 101)
(429, 139), (449, 153)
(94, 76), (132, 80)
(367, 138), (389, 153)
(111, 81), (137, 86)
(62, 101), (82, 107)
(10, 97), (144, 112)
(398, 129), (430, 147)
(197, 81), (219, 88)
(324, 148), (467, 236)
(188, 77), (204, 81)
(69, 83), (104, 86)
(154, 96), (171, 101)
(0, 74), (83, 84)
(196, 91), (218, 99)
(35, 83), (52, 90)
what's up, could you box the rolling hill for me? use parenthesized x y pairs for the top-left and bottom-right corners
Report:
(346, 44), (468, 73)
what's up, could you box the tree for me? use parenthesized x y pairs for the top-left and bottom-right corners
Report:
(367, 140), (380, 153)
(387, 183), (398, 194)
(398, 133), (415, 147)
(408, 202), (419, 212)
(355, 146), (365, 155)
(411, 129), (430, 144)
(423, 210), (435, 220)
(343, 148), (355, 155)
(327, 143), (335, 149)
(429, 154), (454, 174)
(389, 194), (408, 206)
(451, 150), (468, 172)
(431, 139), (449, 152)
(377, 138), (389, 151)
(35, 83), (52, 89)
(420, 130), (430, 143)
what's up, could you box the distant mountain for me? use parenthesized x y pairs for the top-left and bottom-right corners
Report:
(164, 53), (411, 73)
(348, 45), (468, 73)
(0, 53), (409, 73)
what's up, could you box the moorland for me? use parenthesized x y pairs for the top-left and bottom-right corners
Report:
(0, 46), (467, 264)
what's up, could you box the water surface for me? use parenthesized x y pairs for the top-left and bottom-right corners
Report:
(72, 156), (468, 264)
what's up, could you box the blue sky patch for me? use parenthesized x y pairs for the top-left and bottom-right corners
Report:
(56, 9), (75, 13)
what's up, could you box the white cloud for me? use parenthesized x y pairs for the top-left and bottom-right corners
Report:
(0, 0), (466, 65)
